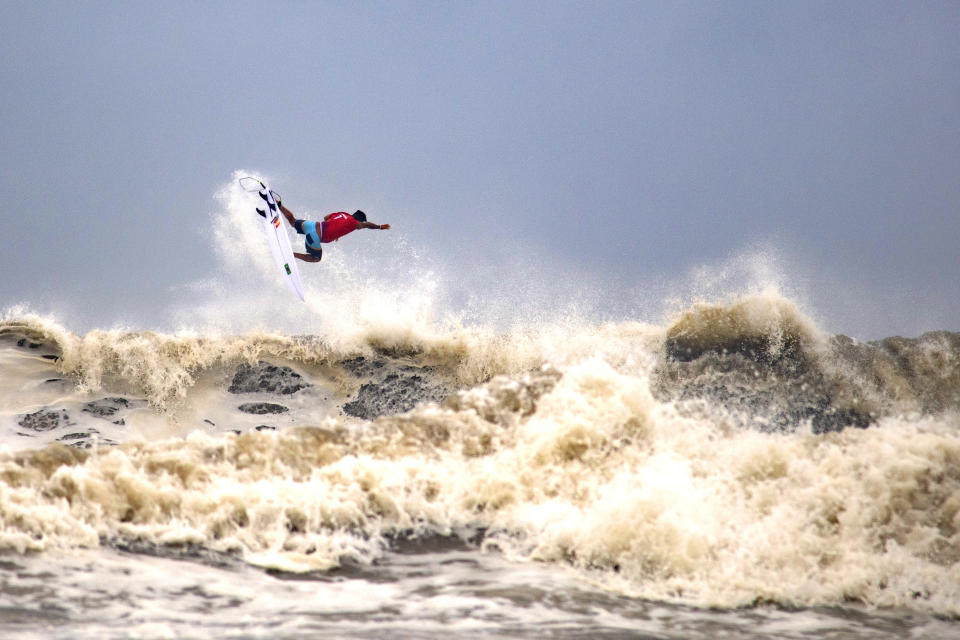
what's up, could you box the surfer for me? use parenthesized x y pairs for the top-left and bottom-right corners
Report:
(275, 200), (391, 263)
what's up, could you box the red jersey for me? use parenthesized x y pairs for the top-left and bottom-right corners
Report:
(320, 212), (359, 243)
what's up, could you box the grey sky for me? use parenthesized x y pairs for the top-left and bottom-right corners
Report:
(1, 1), (958, 339)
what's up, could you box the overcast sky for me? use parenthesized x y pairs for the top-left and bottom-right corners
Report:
(1, 1), (958, 339)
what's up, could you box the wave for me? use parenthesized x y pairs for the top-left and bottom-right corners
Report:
(660, 296), (960, 430)
(1, 290), (959, 616)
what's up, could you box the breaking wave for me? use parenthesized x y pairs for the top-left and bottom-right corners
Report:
(2, 286), (959, 615)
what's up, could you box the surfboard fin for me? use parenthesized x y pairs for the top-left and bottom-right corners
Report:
(256, 208), (267, 218)
(259, 191), (277, 211)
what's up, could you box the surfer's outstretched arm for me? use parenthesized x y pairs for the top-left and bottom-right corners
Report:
(358, 221), (390, 230)
(293, 252), (321, 263)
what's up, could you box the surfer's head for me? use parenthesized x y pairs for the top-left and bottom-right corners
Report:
(352, 210), (367, 223)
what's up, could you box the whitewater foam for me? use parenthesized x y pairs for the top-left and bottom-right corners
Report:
(1, 289), (959, 616)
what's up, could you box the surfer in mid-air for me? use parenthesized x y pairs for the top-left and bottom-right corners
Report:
(274, 198), (391, 263)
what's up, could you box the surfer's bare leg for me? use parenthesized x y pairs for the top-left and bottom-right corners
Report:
(279, 203), (297, 228)
(293, 252), (321, 263)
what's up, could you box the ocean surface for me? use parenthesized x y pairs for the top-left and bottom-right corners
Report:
(1, 290), (959, 639)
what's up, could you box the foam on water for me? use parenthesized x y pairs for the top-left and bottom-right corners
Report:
(1, 288), (959, 617)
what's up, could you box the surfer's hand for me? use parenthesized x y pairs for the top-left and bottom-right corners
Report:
(380, 224), (390, 230)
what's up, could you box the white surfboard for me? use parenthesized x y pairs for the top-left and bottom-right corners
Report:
(239, 177), (305, 301)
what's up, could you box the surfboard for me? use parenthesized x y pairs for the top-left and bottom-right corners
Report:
(239, 177), (305, 301)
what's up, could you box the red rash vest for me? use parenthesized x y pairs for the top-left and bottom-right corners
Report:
(320, 212), (359, 243)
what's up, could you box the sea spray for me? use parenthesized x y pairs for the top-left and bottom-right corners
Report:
(1, 291), (959, 615)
